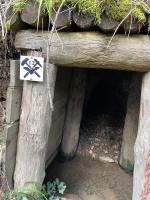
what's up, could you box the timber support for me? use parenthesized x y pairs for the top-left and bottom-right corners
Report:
(61, 69), (86, 159)
(14, 63), (57, 188)
(119, 74), (142, 173)
(133, 72), (150, 200)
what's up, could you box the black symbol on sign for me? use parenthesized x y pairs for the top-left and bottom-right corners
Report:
(21, 58), (42, 78)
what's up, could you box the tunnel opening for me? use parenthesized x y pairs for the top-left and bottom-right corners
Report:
(78, 69), (132, 163)
(45, 68), (135, 200)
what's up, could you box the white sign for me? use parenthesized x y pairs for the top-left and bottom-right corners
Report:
(20, 56), (44, 82)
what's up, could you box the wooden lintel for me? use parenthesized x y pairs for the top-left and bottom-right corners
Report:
(15, 30), (150, 72)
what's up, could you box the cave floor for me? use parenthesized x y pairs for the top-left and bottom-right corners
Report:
(46, 155), (133, 200)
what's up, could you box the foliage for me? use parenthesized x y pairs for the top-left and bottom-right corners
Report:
(1, 179), (66, 200)
(8, 0), (150, 23)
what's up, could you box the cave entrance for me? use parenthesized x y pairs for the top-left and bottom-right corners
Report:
(45, 68), (141, 200)
(79, 69), (131, 163)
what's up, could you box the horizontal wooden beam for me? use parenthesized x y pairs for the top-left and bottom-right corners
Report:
(15, 30), (150, 71)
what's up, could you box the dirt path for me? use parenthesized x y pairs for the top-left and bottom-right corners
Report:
(46, 155), (133, 200)
(78, 114), (123, 163)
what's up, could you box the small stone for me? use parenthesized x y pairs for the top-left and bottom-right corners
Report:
(91, 146), (94, 150)
(89, 150), (93, 154)
(92, 153), (96, 159)
(99, 156), (114, 163)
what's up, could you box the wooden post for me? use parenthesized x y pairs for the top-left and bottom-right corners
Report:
(133, 72), (150, 200)
(61, 69), (86, 159)
(5, 60), (23, 188)
(14, 64), (57, 189)
(119, 74), (142, 173)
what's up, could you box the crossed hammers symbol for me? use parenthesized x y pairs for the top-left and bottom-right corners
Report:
(21, 58), (42, 78)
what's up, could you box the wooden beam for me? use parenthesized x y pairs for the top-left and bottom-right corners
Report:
(14, 64), (57, 189)
(15, 30), (150, 72)
(119, 74), (142, 173)
(133, 72), (150, 200)
(61, 69), (86, 159)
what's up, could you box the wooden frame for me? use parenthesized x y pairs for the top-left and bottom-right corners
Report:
(9, 30), (150, 200)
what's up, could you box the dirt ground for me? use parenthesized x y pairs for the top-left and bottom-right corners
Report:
(46, 100), (133, 200)
(78, 114), (123, 163)
(46, 155), (133, 200)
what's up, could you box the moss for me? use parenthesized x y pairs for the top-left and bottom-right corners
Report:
(104, 0), (146, 22)
(119, 160), (134, 174)
(10, 0), (149, 23)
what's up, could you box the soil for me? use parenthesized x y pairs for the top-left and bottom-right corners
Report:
(46, 101), (132, 200)
(78, 114), (123, 163)
(46, 155), (133, 200)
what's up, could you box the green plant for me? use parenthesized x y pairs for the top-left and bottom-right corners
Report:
(7, 0), (150, 22)
(1, 179), (66, 200)
(42, 178), (66, 200)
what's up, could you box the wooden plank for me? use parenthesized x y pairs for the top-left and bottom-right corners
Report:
(133, 72), (150, 200)
(46, 67), (72, 166)
(5, 122), (19, 189)
(46, 112), (66, 164)
(9, 60), (23, 87)
(15, 31), (150, 72)
(14, 64), (57, 189)
(6, 87), (22, 123)
(61, 69), (86, 159)
(119, 74), (142, 173)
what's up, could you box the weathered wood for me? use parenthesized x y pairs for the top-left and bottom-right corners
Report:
(133, 72), (150, 200)
(9, 60), (23, 87)
(73, 10), (95, 30)
(6, 87), (22, 123)
(97, 14), (120, 33)
(46, 68), (72, 166)
(124, 20), (141, 34)
(119, 74), (142, 173)
(61, 69), (86, 159)
(21, 0), (48, 29)
(3, 60), (23, 188)
(6, 60), (23, 123)
(15, 31), (150, 72)
(14, 64), (57, 189)
(5, 122), (19, 188)
(6, 9), (26, 31)
(51, 6), (72, 29)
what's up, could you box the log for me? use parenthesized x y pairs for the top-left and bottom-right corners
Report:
(21, 0), (49, 29)
(133, 72), (150, 200)
(119, 74), (142, 173)
(60, 69), (86, 159)
(14, 63), (57, 189)
(51, 6), (72, 29)
(97, 14), (120, 33)
(15, 31), (150, 72)
(73, 10), (95, 30)
(6, 9), (26, 31)
(124, 20), (142, 34)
